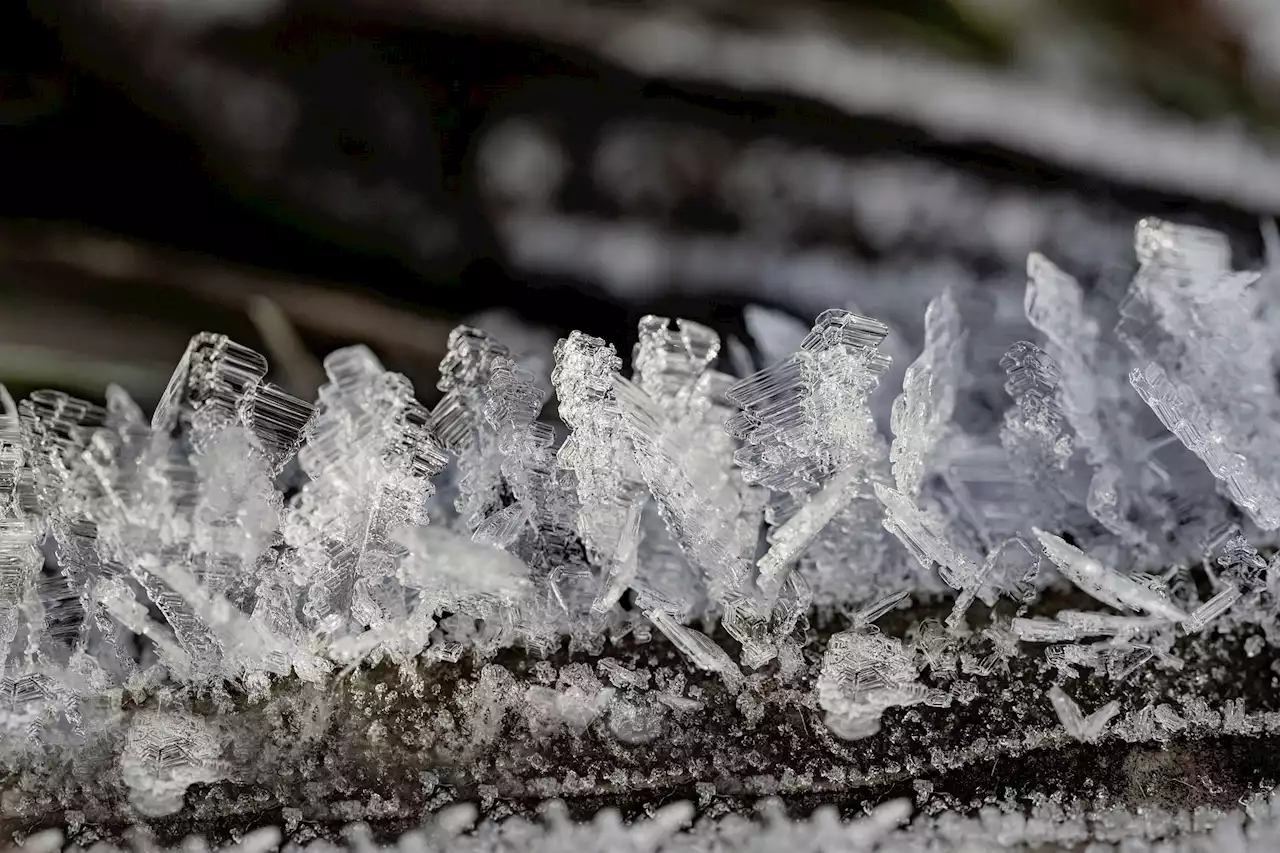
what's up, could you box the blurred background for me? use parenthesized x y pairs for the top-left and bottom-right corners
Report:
(2, 0), (1279, 414)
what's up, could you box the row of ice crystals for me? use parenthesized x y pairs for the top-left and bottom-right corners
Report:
(31, 788), (1280, 852)
(13, 797), (916, 853)
(3, 215), (1280, 767)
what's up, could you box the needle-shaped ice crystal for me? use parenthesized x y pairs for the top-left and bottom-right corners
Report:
(1032, 528), (1186, 621)
(875, 483), (980, 596)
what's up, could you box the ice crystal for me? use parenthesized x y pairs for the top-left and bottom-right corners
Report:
(889, 288), (964, 498)
(120, 711), (223, 817)
(1046, 684), (1119, 743)
(817, 629), (938, 740)
(1122, 219), (1280, 529)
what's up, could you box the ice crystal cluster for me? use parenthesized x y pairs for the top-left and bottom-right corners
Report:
(5, 218), (1280, 848)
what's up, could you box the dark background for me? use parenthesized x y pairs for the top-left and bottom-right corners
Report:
(2, 0), (1278, 409)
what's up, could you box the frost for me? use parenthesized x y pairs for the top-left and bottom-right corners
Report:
(875, 482), (982, 614)
(647, 609), (742, 691)
(999, 341), (1075, 513)
(1183, 532), (1269, 633)
(8, 214), (1280, 844)
(1033, 528), (1186, 621)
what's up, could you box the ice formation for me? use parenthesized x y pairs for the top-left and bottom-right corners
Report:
(5, 217), (1280, 849)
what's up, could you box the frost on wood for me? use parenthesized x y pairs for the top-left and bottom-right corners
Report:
(4, 216), (1280, 847)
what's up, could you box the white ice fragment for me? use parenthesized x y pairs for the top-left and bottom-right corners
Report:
(1176, 532), (1264, 634)
(1055, 610), (1170, 638)
(655, 692), (703, 714)
(14, 830), (63, 853)
(524, 682), (614, 736)
(598, 657), (650, 689)
(120, 711), (224, 817)
(755, 464), (862, 596)
(223, 827), (283, 853)
(889, 288), (964, 497)
(607, 697), (666, 744)
(395, 524), (532, 607)
(1046, 684), (1118, 743)
(237, 379), (314, 474)
(817, 629), (934, 740)
(1032, 528), (1186, 621)
(1025, 254), (1159, 552)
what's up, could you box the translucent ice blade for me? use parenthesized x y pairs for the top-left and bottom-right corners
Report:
(889, 288), (964, 497)
(1024, 254), (1107, 463)
(1032, 528), (1186, 621)
(591, 500), (643, 614)
(755, 464), (861, 597)
(1181, 586), (1242, 634)
(1012, 617), (1077, 643)
(1130, 363), (1280, 530)
(875, 483), (980, 591)
(471, 501), (532, 549)
(646, 608), (742, 691)
(849, 589), (909, 630)
(1055, 610), (1170, 638)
